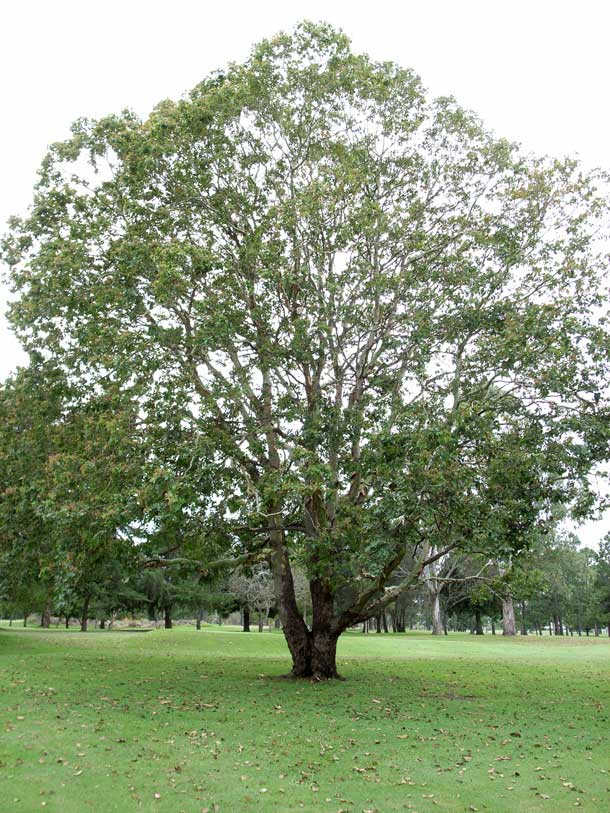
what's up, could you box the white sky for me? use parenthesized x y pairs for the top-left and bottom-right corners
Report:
(1, 0), (609, 545)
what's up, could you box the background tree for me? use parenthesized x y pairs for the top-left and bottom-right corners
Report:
(229, 564), (276, 632)
(0, 362), (144, 629)
(594, 537), (610, 636)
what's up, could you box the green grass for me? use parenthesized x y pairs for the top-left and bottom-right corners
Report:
(1, 627), (609, 812)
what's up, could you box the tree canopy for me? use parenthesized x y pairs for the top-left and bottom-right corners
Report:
(2, 22), (609, 677)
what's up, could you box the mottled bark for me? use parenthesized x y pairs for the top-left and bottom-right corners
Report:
(502, 595), (516, 636)
(431, 593), (443, 635)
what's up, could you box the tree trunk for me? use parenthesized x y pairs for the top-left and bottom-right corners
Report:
(278, 573), (340, 678)
(382, 613), (389, 633)
(491, 618), (496, 635)
(243, 606), (250, 632)
(196, 608), (203, 630)
(431, 593), (443, 635)
(41, 603), (51, 629)
(258, 613), (264, 633)
(270, 539), (313, 676)
(99, 618), (106, 630)
(23, 614), (28, 627)
(310, 627), (339, 678)
(80, 596), (90, 632)
(502, 595), (516, 636)
(65, 616), (70, 629)
(520, 601), (527, 635)
(376, 614), (382, 633)
(474, 609), (484, 635)
(310, 578), (342, 677)
(164, 606), (173, 629)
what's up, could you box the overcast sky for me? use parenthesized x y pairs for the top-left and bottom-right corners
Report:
(1, 0), (609, 545)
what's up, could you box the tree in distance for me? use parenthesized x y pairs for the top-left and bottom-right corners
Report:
(3, 22), (609, 677)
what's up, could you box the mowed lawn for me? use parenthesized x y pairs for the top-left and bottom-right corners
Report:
(1, 627), (609, 812)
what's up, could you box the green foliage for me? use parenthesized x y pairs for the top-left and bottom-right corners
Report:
(0, 362), (144, 616)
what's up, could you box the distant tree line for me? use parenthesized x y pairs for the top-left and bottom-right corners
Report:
(2, 525), (609, 638)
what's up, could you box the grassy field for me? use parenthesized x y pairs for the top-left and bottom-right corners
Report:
(1, 627), (608, 812)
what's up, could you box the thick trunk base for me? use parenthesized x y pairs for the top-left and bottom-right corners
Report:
(284, 627), (341, 680)
(309, 630), (340, 679)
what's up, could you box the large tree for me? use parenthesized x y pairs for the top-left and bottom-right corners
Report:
(3, 23), (609, 677)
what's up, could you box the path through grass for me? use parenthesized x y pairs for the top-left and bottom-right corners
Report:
(1, 627), (608, 811)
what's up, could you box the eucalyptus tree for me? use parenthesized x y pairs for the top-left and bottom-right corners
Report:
(3, 23), (609, 677)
